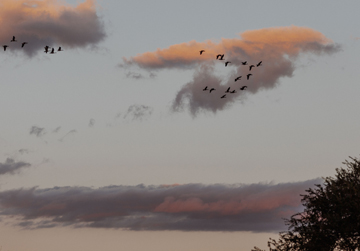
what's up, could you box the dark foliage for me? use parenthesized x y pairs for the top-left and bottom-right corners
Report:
(253, 156), (360, 251)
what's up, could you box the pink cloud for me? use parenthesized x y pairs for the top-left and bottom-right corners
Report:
(0, 0), (106, 57)
(123, 26), (340, 116)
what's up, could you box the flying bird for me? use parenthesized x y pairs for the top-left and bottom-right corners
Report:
(230, 90), (236, 93)
(221, 95), (226, 99)
(44, 46), (50, 53)
(246, 74), (252, 80)
(216, 54), (223, 59)
(225, 61), (231, 67)
(200, 50), (205, 55)
(3, 45), (8, 51)
(256, 61), (262, 67)
(21, 42), (28, 48)
(249, 65), (255, 71)
(203, 86), (208, 91)
(219, 54), (225, 60)
(240, 86), (247, 90)
(58, 47), (64, 51)
(242, 61), (247, 65)
(235, 76), (242, 81)
(225, 87), (230, 93)
(10, 36), (17, 42)
(50, 48), (55, 54)
(209, 88), (216, 93)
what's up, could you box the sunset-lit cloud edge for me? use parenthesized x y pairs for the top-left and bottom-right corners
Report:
(123, 26), (340, 117)
(0, 0), (106, 57)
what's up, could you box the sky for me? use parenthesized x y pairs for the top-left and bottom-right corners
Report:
(0, 0), (360, 250)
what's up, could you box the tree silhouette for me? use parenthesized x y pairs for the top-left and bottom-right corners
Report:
(253, 156), (360, 251)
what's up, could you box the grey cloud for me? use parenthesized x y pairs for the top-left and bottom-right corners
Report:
(89, 118), (95, 127)
(58, 129), (77, 142)
(172, 44), (339, 117)
(124, 105), (153, 121)
(18, 149), (29, 155)
(0, 158), (31, 175)
(29, 126), (46, 137)
(0, 0), (106, 57)
(0, 179), (321, 232)
(149, 72), (157, 78)
(53, 126), (61, 133)
(125, 71), (144, 79)
(122, 26), (341, 116)
(125, 71), (157, 80)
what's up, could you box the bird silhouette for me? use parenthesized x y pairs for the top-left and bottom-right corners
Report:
(256, 61), (262, 67)
(221, 95), (226, 99)
(10, 36), (17, 42)
(200, 50), (205, 55)
(230, 90), (236, 93)
(249, 65), (255, 71)
(58, 47), (63, 51)
(235, 76), (242, 81)
(246, 74), (252, 80)
(225, 87), (230, 93)
(50, 48), (55, 54)
(242, 61), (247, 65)
(216, 54), (223, 59)
(203, 86), (208, 91)
(44, 46), (50, 53)
(3, 45), (8, 51)
(209, 88), (215, 93)
(225, 61), (231, 67)
(21, 42), (28, 48)
(219, 54), (225, 60)
(240, 86), (247, 90)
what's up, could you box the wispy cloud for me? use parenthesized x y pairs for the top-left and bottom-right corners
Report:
(58, 129), (77, 142)
(0, 179), (321, 232)
(53, 126), (61, 133)
(123, 26), (340, 117)
(88, 118), (95, 127)
(124, 104), (154, 121)
(29, 126), (46, 137)
(0, 0), (106, 57)
(125, 71), (144, 79)
(124, 71), (157, 80)
(350, 35), (360, 41)
(0, 158), (31, 175)
(18, 149), (29, 155)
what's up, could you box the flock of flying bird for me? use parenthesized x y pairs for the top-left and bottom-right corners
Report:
(2, 38), (258, 100)
(199, 50), (262, 99)
(2, 36), (64, 54)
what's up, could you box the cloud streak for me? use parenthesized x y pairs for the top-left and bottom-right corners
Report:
(0, 0), (106, 57)
(0, 179), (321, 232)
(123, 26), (340, 116)
(58, 129), (77, 142)
(0, 158), (31, 175)
(124, 104), (154, 121)
(29, 126), (46, 137)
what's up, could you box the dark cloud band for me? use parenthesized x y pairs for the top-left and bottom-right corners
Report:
(0, 179), (321, 232)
